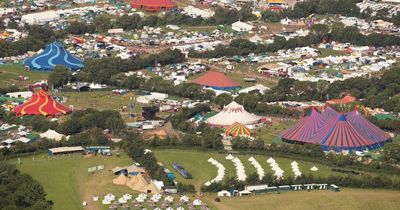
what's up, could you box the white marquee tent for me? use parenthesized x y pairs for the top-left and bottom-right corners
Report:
(206, 101), (262, 127)
(40, 129), (68, 141)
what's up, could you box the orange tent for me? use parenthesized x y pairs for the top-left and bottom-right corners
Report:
(327, 95), (356, 105)
(225, 122), (254, 138)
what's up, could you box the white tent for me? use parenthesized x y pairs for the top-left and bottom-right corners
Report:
(217, 190), (231, 197)
(40, 129), (67, 141)
(232, 21), (254, 32)
(249, 34), (263, 43)
(310, 166), (319, 172)
(21, 11), (59, 25)
(206, 101), (262, 127)
(16, 137), (31, 143)
(239, 84), (270, 95)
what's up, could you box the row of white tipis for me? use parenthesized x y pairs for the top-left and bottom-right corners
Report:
(205, 157), (225, 186)
(248, 157), (265, 180)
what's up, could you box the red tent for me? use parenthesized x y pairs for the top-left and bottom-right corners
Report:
(130, 0), (177, 12)
(327, 95), (356, 105)
(13, 90), (70, 116)
(192, 71), (240, 90)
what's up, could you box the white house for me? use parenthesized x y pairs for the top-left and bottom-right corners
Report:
(232, 21), (254, 32)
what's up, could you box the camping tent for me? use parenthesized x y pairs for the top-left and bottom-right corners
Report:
(192, 71), (240, 90)
(130, 0), (177, 12)
(12, 89), (70, 116)
(206, 101), (261, 127)
(225, 122), (253, 138)
(24, 41), (84, 71)
(281, 108), (325, 143)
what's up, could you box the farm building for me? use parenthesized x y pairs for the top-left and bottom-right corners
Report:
(48, 146), (84, 155)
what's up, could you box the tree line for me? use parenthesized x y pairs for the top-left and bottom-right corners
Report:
(0, 25), (67, 58)
(0, 162), (52, 209)
(263, 66), (400, 113)
(67, 5), (257, 34)
(262, 0), (361, 22)
(189, 22), (400, 59)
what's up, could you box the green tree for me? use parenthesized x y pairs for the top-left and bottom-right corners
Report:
(213, 93), (233, 107)
(92, 15), (112, 33)
(48, 65), (72, 88)
(382, 143), (400, 162)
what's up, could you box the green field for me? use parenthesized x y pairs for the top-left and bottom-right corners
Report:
(0, 64), (49, 89)
(9, 149), (400, 210)
(154, 149), (343, 189)
(10, 152), (134, 210)
(255, 119), (296, 144)
(59, 91), (141, 113)
(204, 188), (400, 210)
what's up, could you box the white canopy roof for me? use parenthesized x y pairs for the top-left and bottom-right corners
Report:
(206, 101), (261, 127)
(40, 129), (66, 141)
(239, 84), (270, 95)
(16, 137), (31, 143)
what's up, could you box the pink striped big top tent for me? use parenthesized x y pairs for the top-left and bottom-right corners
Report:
(280, 107), (391, 152)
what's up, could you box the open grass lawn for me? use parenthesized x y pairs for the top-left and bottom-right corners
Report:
(204, 188), (400, 210)
(255, 119), (296, 144)
(59, 91), (141, 113)
(154, 149), (343, 189)
(10, 152), (134, 210)
(0, 64), (49, 89)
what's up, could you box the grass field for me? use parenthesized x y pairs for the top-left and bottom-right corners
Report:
(9, 149), (400, 210)
(203, 188), (400, 210)
(153, 149), (343, 189)
(10, 152), (134, 210)
(255, 119), (296, 144)
(59, 91), (141, 113)
(0, 64), (49, 89)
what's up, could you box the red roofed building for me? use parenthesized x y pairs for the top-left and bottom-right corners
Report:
(13, 89), (70, 117)
(192, 71), (240, 90)
(130, 0), (177, 12)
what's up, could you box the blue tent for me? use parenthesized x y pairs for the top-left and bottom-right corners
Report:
(24, 41), (84, 71)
